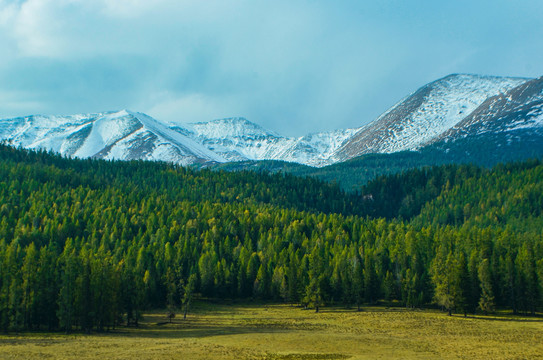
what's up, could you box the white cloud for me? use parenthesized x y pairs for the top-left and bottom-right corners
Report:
(100, 0), (163, 19)
(12, 0), (65, 57)
(145, 92), (243, 125)
(4, 0), (242, 59)
(0, 0), (17, 25)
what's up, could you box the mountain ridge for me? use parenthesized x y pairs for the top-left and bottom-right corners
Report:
(1, 73), (541, 169)
(332, 74), (529, 162)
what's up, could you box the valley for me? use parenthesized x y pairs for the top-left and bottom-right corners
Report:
(1, 74), (542, 359)
(2, 2), (542, 359)
(0, 145), (541, 337)
(0, 303), (541, 359)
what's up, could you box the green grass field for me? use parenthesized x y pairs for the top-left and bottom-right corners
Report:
(1, 303), (542, 359)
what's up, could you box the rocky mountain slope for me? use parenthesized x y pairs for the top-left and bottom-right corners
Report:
(333, 74), (529, 162)
(433, 76), (543, 143)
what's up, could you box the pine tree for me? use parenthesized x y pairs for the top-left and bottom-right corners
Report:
(516, 244), (539, 315)
(351, 255), (365, 311)
(478, 258), (495, 314)
(77, 247), (92, 333)
(36, 245), (58, 330)
(287, 253), (300, 304)
(504, 253), (518, 314)
(304, 244), (325, 312)
(431, 249), (459, 316)
(57, 239), (78, 333)
(364, 251), (379, 304)
(181, 274), (197, 320)
(467, 250), (480, 315)
(21, 243), (38, 329)
(8, 277), (23, 332)
(456, 252), (470, 317)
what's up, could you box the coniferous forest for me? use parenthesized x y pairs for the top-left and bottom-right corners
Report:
(0, 143), (542, 333)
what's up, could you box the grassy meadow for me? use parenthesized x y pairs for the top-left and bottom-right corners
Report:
(0, 303), (542, 359)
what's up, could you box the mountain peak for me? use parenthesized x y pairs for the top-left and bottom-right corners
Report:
(0, 110), (224, 165)
(195, 117), (263, 131)
(203, 116), (250, 123)
(189, 117), (280, 139)
(435, 73), (529, 81)
(333, 74), (530, 161)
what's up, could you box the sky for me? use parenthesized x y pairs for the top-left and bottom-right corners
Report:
(0, 0), (542, 136)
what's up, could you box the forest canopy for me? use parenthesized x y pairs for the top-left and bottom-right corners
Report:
(0, 144), (541, 332)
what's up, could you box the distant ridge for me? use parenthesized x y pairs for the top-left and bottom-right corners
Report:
(1, 74), (541, 169)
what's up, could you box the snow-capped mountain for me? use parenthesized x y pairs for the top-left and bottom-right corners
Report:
(0, 111), (354, 167)
(185, 118), (356, 167)
(276, 129), (358, 166)
(1, 73), (541, 169)
(185, 117), (290, 162)
(333, 74), (529, 162)
(0, 110), (225, 165)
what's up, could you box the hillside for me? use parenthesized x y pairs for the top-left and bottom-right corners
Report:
(357, 160), (543, 232)
(0, 144), (359, 216)
(0, 145), (541, 333)
(333, 74), (528, 161)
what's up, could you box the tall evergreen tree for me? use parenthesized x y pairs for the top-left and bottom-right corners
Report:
(57, 239), (78, 333)
(478, 258), (495, 314)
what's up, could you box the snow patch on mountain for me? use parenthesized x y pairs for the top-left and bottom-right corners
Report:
(130, 111), (225, 162)
(74, 111), (140, 158)
(406, 74), (528, 142)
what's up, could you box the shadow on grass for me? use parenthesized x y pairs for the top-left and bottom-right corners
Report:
(451, 314), (543, 323)
(102, 320), (291, 339)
